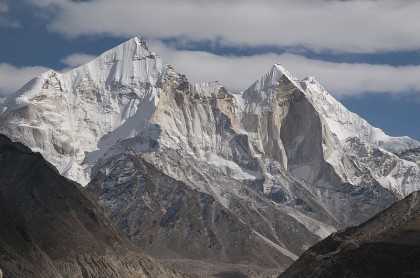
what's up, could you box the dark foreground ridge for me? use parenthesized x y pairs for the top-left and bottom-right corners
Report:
(0, 134), (181, 278)
(279, 189), (420, 277)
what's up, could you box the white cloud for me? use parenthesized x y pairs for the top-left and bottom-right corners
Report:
(148, 41), (420, 97)
(60, 53), (96, 67)
(148, 40), (282, 91)
(0, 64), (49, 96)
(274, 54), (420, 98)
(28, 0), (420, 54)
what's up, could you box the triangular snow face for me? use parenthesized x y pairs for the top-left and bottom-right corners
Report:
(300, 76), (420, 197)
(244, 63), (302, 94)
(0, 37), (167, 185)
(301, 76), (420, 154)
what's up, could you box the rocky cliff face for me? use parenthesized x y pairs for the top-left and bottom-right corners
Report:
(87, 152), (303, 276)
(279, 190), (420, 277)
(0, 134), (180, 278)
(1, 37), (419, 276)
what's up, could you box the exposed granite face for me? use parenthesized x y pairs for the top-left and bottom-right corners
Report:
(0, 134), (180, 278)
(85, 65), (403, 276)
(279, 190), (420, 278)
(86, 153), (301, 277)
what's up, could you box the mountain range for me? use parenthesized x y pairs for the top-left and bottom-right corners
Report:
(1, 37), (419, 276)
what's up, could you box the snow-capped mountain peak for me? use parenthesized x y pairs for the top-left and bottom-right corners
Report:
(61, 36), (165, 92)
(0, 37), (168, 185)
(244, 63), (302, 94)
(301, 76), (420, 153)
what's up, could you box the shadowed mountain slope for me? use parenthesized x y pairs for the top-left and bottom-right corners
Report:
(279, 190), (420, 277)
(0, 134), (181, 278)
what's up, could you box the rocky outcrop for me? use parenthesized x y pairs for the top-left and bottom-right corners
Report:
(279, 190), (420, 277)
(87, 152), (302, 277)
(0, 134), (180, 278)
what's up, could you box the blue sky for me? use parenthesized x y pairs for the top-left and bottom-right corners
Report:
(0, 0), (419, 140)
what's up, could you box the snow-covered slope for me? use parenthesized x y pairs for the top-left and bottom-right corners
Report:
(0, 37), (166, 185)
(301, 77), (420, 154)
(1, 37), (420, 276)
(300, 77), (420, 197)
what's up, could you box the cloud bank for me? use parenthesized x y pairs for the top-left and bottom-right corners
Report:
(14, 0), (418, 98)
(0, 64), (49, 96)
(60, 53), (96, 67)
(28, 0), (420, 54)
(149, 40), (420, 97)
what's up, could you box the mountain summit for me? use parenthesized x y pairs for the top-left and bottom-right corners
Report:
(1, 37), (419, 276)
(1, 37), (166, 185)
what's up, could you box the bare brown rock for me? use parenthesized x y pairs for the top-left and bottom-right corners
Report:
(279, 191), (420, 278)
(0, 134), (180, 278)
